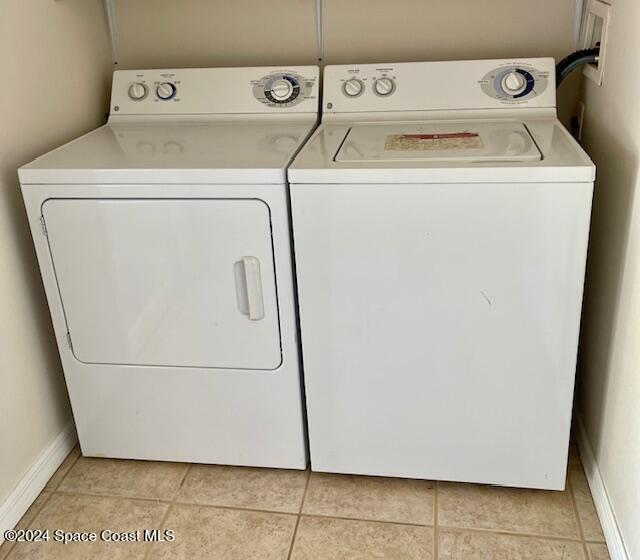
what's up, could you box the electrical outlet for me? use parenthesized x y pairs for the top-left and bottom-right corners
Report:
(580, 0), (611, 85)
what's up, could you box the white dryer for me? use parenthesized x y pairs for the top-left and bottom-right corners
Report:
(20, 66), (319, 468)
(289, 59), (595, 489)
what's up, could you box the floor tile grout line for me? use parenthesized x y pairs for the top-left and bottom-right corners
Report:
(141, 495), (176, 560)
(286, 515), (302, 560)
(22, 492), (55, 529)
(53, 489), (176, 505)
(287, 510), (590, 546)
(170, 463), (192, 503)
(300, 512), (434, 529)
(48, 445), (82, 492)
(569, 458), (607, 545)
(170, 500), (300, 517)
(141, 463), (193, 560)
(567, 468), (590, 560)
(434, 524), (587, 544)
(299, 470), (312, 515)
(286, 469), (311, 560)
(52, 487), (304, 517)
(434, 480), (439, 559)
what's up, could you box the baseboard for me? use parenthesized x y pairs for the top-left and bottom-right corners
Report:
(575, 413), (629, 560)
(0, 420), (77, 544)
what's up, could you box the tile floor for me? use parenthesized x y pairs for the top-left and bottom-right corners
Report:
(0, 445), (609, 560)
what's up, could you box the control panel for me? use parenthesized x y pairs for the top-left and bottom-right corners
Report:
(323, 58), (556, 115)
(251, 71), (316, 108)
(110, 66), (319, 116)
(337, 66), (399, 101)
(479, 63), (550, 102)
(127, 80), (178, 102)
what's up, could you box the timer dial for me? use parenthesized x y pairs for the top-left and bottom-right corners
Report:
(264, 75), (300, 105)
(501, 71), (527, 95)
(253, 71), (313, 108)
(480, 64), (548, 103)
(343, 78), (364, 97)
(269, 79), (294, 101)
(156, 82), (177, 100)
(373, 77), (395, 96)
(128, 82), (148, 101)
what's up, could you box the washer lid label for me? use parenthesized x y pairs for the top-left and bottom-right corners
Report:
(385, 132), (484, 151)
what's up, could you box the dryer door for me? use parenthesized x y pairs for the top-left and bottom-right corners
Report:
(42, 198), (282, 370)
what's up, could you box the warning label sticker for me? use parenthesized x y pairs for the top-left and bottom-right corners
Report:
(384, 132), (483, 151)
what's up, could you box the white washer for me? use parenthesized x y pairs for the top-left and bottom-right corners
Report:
(19, 66), (319, 468)
(289, 59), (595, 489)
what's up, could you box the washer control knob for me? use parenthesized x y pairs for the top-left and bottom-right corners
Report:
(128, 82), (148, 101)
(270, 79), (294, 101)
(343, 78), (364, 97)
(374, 77), (395, 96)
(156, 82), (177, 100)
(501, 71), (527, 95)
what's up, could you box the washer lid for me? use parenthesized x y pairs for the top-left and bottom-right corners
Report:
(335, 121), (541, 163)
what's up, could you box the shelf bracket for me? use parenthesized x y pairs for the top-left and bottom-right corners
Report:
(104, 0), (118, 65)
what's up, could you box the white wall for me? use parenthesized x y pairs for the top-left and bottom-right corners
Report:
(0, 1), (112, 505)
(577, 0), (640, 557)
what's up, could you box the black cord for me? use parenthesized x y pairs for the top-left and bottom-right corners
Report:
(556, 48), (600, 86)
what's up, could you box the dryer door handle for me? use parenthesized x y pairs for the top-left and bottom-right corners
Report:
(241, 256), (265, 321)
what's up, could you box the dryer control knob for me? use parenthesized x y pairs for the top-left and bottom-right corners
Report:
(343, 78), (364, 97)
(270, 79), (294, 101)
(128, 82), (148, 101)
(501, 71), (527, 95)
(156, 82), (177, 100)
(373, 77), (395, 96)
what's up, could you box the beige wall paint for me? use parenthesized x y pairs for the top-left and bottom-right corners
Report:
(115, 0), (317, 69)
(0, 1), (112, 504)
(323, 0), (576, 63)
(577, 0), (640, 557)
(116, 0), (578, 67)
